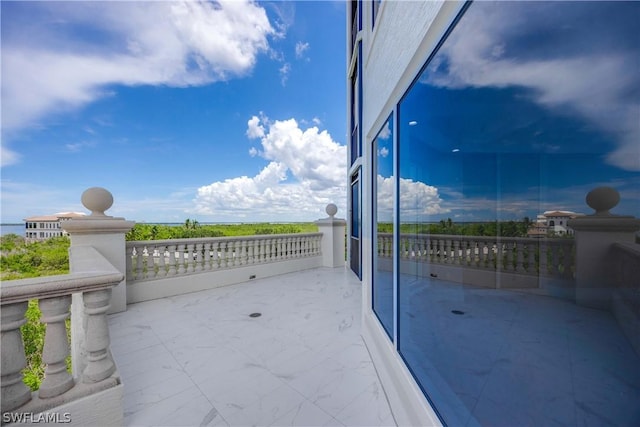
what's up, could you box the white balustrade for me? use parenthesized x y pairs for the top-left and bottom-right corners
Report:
(0, 247), (123, 415)
(378, 233), (575, 279)
(126, 233), (323, 282)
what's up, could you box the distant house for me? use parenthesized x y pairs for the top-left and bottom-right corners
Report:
(527, 210), (584, 237)
(23, 212), (86, 240)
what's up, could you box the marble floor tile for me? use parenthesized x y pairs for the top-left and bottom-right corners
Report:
(109, 267), (395, 427)
(269, 398), (334, 426)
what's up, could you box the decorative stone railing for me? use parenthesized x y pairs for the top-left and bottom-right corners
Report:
(0, 246), (122, 420)
(610, 242), (640, 357)
(378, 233), (575, 279)
(126, 233), (323, 282)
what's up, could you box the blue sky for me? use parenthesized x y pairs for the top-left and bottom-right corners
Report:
(1, 1), (347, 223)
(390, 1), (640, 222)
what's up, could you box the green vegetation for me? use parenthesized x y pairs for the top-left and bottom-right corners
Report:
(1, 234), (71, 391)
(378, 217), (541, 238)
(1, 235), (70, 280)
(125, 220), (318, 240)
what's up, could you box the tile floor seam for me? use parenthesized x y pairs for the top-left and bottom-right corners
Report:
(267, 385), (337, 427)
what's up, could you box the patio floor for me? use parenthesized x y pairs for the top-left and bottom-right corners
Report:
(108, 267), (396, 427)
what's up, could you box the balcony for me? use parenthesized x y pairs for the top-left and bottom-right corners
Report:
(109, 267), (393, 426)
(2, 187), (639, 426)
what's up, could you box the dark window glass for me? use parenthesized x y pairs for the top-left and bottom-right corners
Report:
(351, 126), (358, 165)
(373, 115), (394, 339)
(351, 175), (360, 239)
(396, 2), (640, 426)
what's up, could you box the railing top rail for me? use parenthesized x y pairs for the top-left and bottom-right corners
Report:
(1, 272), (124, 305)
(1, 245), (123, 305)
(612, 242), (640, 257)
(126, 232), (323, 246)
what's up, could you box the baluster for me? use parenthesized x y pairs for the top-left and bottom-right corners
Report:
(452, 240), (460, 265)
(223, 240), (230, 267)
(487, 241), (495, 269)
(551, 244), (561, 277)
(255, 239), (263, 263)
(247, 239), (255, 264)
(232, 241), (239, 267)
(282, 237), (288, 260)
(211, 241), (220, 269)
(126, 245), (135, 280)
(167, 244), (177, 276)
(157, 245), (167, 277)
(38, 296), (74, 398)
(275, 238), (281, 260)
(460, 240), (470, 265)
(243, 240), (249, 265)
(444, 239), (451, 264)
(504, 241), (514, 271)
(538, 242), (548, 275)
(135, 246), (144, 280)
(286, 237), (291, 259)
(146, 245), (156, 278)
(183, 243), (192, 272)
(1, 302), (32, 412)
(526, 241), (536, 273)
(82, 289), (115, 383)
(194, 243), (203, 272)
(202, 242), (211, 271)
(516, 240), (525, 273)
(264, 239), (271, 262)
(178, 243), (189, 274)
(494, 241), (503, 271)
(565, 242), (576, 279)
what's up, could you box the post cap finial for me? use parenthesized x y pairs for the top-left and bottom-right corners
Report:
(325, 203), (338, 218)
(586, 186), (619, 216)
(81, 187), (113, 216)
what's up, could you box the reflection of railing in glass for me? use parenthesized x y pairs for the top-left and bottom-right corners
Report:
(378, 233), (574, 279)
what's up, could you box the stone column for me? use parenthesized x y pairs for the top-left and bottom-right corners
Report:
(316, 204), (347, 268)
(61, 187), (134, 376)
(568, 187), (640, 310)
(62, 187), (135, 314)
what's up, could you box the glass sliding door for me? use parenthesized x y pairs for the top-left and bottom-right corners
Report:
(389, 1), (640, 425)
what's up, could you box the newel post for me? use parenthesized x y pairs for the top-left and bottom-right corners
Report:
(316, 204), (347, 268)
(568, 187), (640, 310)
(61, 187), (134, 376)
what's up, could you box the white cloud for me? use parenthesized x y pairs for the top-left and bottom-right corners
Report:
(2, 1), (276, 133)
(193, 115), (347, 220)
(246, 116), (265, 139)
(295, 41), (310, 59)
(279, 63), (291, 86)
(378, 147), (389, 158)
(376, 175), (448, 222)
(377, 121), (391, 140)
(424, 3), (639, 171)
(1, 146), (21, 167)
(65, 141), (97, 153)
